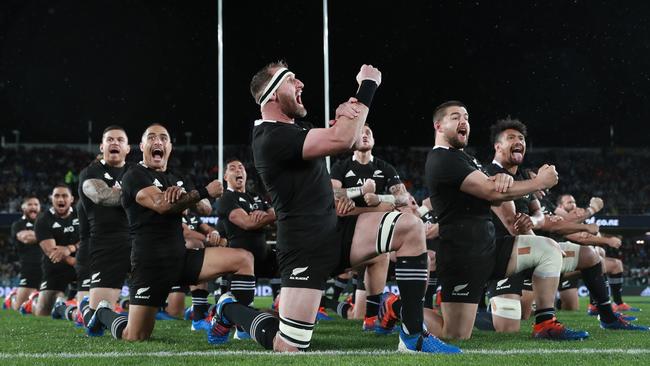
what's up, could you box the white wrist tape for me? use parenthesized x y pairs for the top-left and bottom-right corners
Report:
(377, 195), (396, 204)
(416, 206), (430, 217)
(346, 187), (363, 199)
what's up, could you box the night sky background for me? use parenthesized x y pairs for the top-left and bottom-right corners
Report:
(1, 0), (650, 149)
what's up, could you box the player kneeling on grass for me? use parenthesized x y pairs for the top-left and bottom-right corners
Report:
(86, 124), (256, 341)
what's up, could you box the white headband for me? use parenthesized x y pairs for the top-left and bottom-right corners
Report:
(258, 67), (294, 107)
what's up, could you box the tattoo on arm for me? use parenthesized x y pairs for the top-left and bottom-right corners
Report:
(83, 179), (121, 206)
(152, 190), (202, 214)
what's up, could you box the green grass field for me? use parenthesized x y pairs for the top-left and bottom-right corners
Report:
(1, 296), (649, 365)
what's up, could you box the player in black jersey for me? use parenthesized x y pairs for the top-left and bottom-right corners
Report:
(482, 118), (646, 332)
(208, 62), (457, 354)
(554, 194), (640, 314)
(88, 123), (255, 341)
(328, 124), (405, 328)
(9, 196), (42, 311)
(32, 184), (79, 316)
(78, 126), (135, 332)
(425, 101), (590, 341)
(215, 157), (278, 338)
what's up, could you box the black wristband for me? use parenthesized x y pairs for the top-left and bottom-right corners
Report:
(197, 186), (210, 199)
(355, 80), (378, 107)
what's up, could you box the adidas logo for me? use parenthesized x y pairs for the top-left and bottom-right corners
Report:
(104, 172), (113, 180)
(372, 170), (384, 178)
(290, 267), (310, 281)
(176, 181), (184, 186)
(52, 222), (62, 229)
(153, 179), (163, 188)
(345, 170), (356, 178)
(26, 222), (33, 227)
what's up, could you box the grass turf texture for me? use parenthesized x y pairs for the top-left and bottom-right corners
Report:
(1, 297), (649, 365)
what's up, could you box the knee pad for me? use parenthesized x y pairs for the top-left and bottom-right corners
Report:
(514, 235), (561, 278)
(558, 242), (582, 273)
(376, 212), (403, 254)
(491, 296), (522, 320)
(278, 316), (315, 349)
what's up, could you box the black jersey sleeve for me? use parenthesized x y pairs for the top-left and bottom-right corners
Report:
(429, 150), (477, 188)
(123, 167), (154, 199)
(329, 159), (346, 182)
(216, 193), (239, 219)
(34, 213), (53, 242)
(383, 163), (402, 190)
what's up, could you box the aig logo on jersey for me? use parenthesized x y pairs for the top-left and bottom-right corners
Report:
(289, 267), (310, 281)
(63, 226), (75, 233)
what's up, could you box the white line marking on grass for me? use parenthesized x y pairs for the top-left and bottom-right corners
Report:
(1, 349), (650, 358)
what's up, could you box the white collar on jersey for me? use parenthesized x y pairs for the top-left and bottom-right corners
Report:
(491, 159), (504, 168)
(49, 207), (73, 215)
(432, 145), (450, 150)
(100, 159), (106, 165)
(352, 154), (374, 162)
(21, 215), (26, 220)
(254, 119), (278, 126)
(226, 187), (236, 192)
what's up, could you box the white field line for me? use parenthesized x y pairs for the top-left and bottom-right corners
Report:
(0, 349), (649, 358)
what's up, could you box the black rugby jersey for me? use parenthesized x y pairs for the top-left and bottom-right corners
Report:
(121, 163), (194, 260)
(425, 146), (494, 262)
(484, 162), (536, 239)
(11, 215), (42, 265)
(78, 160), (131, 238)
(216, 188), (270, 247)
(330, 155), (401, 207)
(34, 207), (79, 272)
(252, 120), (334, 220)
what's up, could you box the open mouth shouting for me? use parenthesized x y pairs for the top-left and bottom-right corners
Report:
(296, 90), (303, 106)
(511, 144), (525, 163)
(151, 147), (165, 163)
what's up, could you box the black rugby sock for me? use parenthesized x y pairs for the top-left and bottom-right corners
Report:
(534, 308), (555, 324)
(321, 296), (351, 319)
(424, 271), (438, 309)
(222, 303), (278, 350)
(219, 275), (231, 297)
(64, 305), (78, 321)
(331, 276), (349, 301)
(395, 253), (428, 335)
(96, 308), (128, 339)
(582, 263), (617, 323)
(365, 294), (381, 318)
(82, 306), (95, 327)
(191, 289), (210, 321)
(350, 274), (359, 304)
(230, 274), (256, 306)
(608, 273), (624, 305)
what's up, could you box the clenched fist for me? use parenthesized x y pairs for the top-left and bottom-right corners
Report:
(206, 180), (223, 198)
(356, 64), (382, 86)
